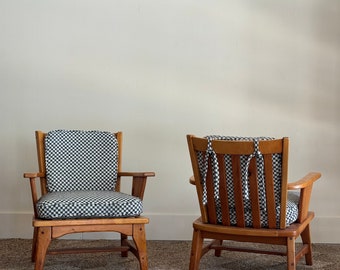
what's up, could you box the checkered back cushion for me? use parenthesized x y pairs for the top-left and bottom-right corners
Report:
(196, 135), (298, 228)
(45, 130), (119, 192)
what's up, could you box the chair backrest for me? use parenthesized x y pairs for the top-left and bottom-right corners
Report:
(36, 130), (122, 193)
(187, 135), (289, 229)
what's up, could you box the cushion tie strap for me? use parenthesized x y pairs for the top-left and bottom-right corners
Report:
(245, 138), (263, 172)
(204, 136), (265, 201)
(244, 138), (265, 202)
(202, 137), (218, 199)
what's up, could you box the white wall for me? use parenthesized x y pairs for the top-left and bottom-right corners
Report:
(0, 0), (339, 243)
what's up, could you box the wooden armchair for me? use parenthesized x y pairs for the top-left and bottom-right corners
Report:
(24, 130), (155, 270)
(187, 135), (320, 270)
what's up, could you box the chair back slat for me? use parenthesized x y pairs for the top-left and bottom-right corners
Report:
(187, 135), (289, 229)
(206, 158), (218, 224)
(231, 155), (245, 227)
(248, 158), (261, 228)
(263, 154), (277, 228)
(279, 138), (289, 228)
(217, 154), (230, 226)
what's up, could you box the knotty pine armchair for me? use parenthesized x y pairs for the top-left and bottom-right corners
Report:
(187, 135), (320, 270)
(24, 130), (155, 270)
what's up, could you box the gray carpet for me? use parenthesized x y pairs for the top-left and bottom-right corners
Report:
(1, 239), (340, 270)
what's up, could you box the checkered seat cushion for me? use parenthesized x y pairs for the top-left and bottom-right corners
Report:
(36, 190), (143, 219)
(214, 190), (299, 227)
(36, 130), (143, 219)
(197, 135), (299, 228)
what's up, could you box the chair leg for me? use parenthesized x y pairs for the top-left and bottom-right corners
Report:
(214, 240), (223, 257)
(287, 237), (296, 270)
(34, 227), (52, 270)
(121, 233), (129, 257)
(132, 224), (148, 270)
(31, 227), (38, 262)
(189, 228), (203, 270)
(301, 224), (313, 265)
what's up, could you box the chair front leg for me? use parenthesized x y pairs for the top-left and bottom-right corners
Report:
(31, 227), (38, 262)
(34, 226), (52, 270)
(301, 224), (313, 265)
(132, 224), (148, 270)
(189, 228), (203, 270)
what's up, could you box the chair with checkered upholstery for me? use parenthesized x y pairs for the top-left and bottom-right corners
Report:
(24, 130), (155, 270)
(187, 135), (321, 270)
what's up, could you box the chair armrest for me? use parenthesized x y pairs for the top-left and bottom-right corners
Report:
(288, 172), (321, 190)
(288, 172), (321, 222)
(117, 171), (155, 200)
(118, 172), (155, 177)
(23, 172), (45, 178)
(23, 172), (47, 218)
(189, 176), (196, 185)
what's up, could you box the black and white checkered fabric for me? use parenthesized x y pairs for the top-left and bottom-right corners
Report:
(36, 190), (143, 219)
(36, 130), (142, 219)
(45, 130), (119, 192)
(197, 135), (299, 228)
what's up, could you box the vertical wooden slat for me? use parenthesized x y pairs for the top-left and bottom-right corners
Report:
(248, 158), (261, 228)
(231, 156), (245, 227)
(196, 151), (209, 223)
(264, 154), (277, 229)
(115, 132), (122, 192)
(280, 138), (289, 229)
(217, 154), (230, 226)
(35, 131), (48, 196)
(206, 158), (217, 224)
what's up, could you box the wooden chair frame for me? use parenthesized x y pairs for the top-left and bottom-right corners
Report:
(24, 131), (155, 270)
(187, 134), (321, 270)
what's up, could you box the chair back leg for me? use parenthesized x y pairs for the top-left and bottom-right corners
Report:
(121, 233), (129, 257)
(287, 237), (296, 270)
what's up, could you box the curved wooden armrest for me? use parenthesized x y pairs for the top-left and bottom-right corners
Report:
(288, 172), (321, 190)
(117, 171), (155, 200)
(23, 172), (47, 218)
(118, 172), (155, 177)
(189, 176), (196, 185)
(288, 172), (321, 222)
(23, 172), (45, 178)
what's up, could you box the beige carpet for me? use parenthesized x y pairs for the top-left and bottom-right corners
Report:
(1, 239), (340, 270)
